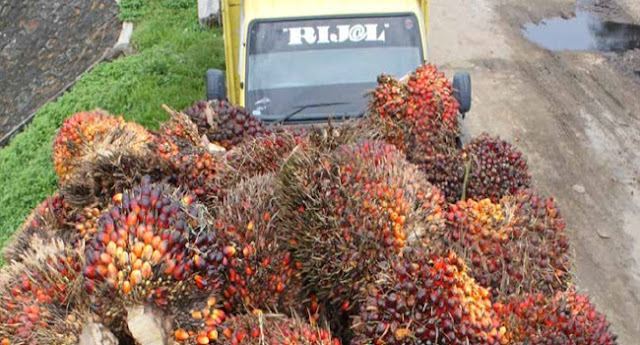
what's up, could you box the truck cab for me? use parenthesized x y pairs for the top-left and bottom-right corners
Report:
(206, 0), (471, 124)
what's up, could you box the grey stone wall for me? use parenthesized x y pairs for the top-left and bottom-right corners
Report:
(0, 0), (120, 138)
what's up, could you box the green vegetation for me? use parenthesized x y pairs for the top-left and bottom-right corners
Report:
(0, 0), (224, 245)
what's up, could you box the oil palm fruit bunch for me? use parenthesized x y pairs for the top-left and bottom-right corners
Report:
(161, 105), (203, 147)
(52, 110), (125, 182)
(83, 176), (227, 337)
(436, 190), (570, 300)
(461, 134), (531, 202)
(0, 240), (118, 345)
(174, 148), (226, 208)
(367, 65), (460, 162)
(211, 174), (303, 313)
(305, 119), (381, 155)
(222, 131), (309, 187)
(61, 120), (167, 209)
(497, 290), (617, 345)
(352, 250), (507, 345)
(367, 74), (420, 157)
(414, 152), (466, 203)
(204, 312), (339, 345)
(155, 109), (202, 167)
(417, 134), (531, 203)
(278, 141), (446, 325)
(183, 100), (270, 150)
(3, 193), (69, 263)
(406, 64), (460, 128)
(155, 108), (229, 207)
(403, 65), (460, 159)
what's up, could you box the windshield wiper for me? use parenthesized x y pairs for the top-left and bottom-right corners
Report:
(275, 102), (350, 124)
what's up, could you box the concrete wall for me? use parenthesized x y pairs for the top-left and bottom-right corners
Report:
(198, 0), (220, 26)
(0, 0), (120, 137)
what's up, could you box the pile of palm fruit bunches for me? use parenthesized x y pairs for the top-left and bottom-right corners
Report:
(0, 64), (618, 345)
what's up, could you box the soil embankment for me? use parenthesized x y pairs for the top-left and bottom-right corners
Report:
(0, 0), (120, 139)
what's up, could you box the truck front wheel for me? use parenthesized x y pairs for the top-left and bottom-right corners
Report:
(453, 72), (472, 116)
(206, 69), (226, 101)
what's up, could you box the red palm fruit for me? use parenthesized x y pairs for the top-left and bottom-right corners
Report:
(366, 64), (461, 161)
(190, 313), (339, 345)
(430, 190), (570, 300)
(278, 141), (446, 330)
(497, 290), (618, 345)
(52, 110), (125, 182)
(406, 64), (459, 127)
(0, 240), (116, 344)
(182, 100), (270, 150)
(352, 249), (507, 345)
(169, 293), (227, 344)
(209, 174), (303, 313)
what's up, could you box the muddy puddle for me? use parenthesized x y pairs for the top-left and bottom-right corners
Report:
(522, 11), (640, 52)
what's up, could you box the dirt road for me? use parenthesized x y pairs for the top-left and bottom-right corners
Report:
(429, 0), (640, 343)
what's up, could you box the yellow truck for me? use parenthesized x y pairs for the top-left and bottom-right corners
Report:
(205, 0), (471, 124)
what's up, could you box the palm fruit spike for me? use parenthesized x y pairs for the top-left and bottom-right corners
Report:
(83, 176), (226, 342)
(3, 193), (69, 263)
(366, 64), (460, 161)
(306, 119), (379, 154)
(278, 141), (446, 324)
(210, 174), (303, 313)
(435, 190), (570, 300)
(182, 100), (270, 150)
(161, 105), (203, 147)
(497, 290), (618, 345)
(61, 120), (167, 209)
(52, 110), (125, 182)
(352, 250), (507, 345)
(417, 133), (531, 203)
(181, 312), (339, 345)
(155, 106), (203, 172)
(221, 131), (309, 188)
(0, 239), (117, 345)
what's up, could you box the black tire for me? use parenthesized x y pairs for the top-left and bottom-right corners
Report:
(206, 69), (226, 101)
(453, 72), (472, 114)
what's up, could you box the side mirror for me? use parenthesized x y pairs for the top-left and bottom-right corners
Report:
(453, 72), (472, 116)
(205, 69), (226, 101)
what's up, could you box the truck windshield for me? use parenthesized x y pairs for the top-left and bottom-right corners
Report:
(246, 15), (423, 122)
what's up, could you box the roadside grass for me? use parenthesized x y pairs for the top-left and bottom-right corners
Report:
(0, 0), (224, 246)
